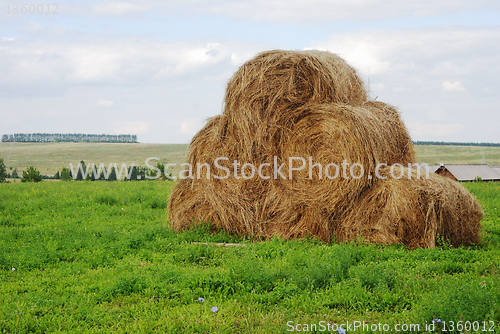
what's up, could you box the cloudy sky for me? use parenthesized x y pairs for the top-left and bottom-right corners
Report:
(1, 0), (499, 143)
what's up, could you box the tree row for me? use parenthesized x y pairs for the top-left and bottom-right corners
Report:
(2, 133), (138, 143)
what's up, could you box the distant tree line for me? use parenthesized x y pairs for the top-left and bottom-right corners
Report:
(1, 133), (138, 143)
(413, 141), (500, 147)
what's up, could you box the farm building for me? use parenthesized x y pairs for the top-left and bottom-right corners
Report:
(435, 164), (500, 182)
(491, 165), (500, 175)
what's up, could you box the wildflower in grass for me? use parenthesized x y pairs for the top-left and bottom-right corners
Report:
(211, 306), (218, 313)
(12, 268), (15, 271)
(198, 297), (204, 302)
(338, 328), (346, 334)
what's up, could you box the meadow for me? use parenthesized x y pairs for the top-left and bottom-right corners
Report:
(0, 180), (499, 333)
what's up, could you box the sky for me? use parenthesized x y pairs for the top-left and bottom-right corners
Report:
(0, 0), (499, 144)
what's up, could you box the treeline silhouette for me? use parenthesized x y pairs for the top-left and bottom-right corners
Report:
(1, 133), (137, 143)
(413, 141), (500, 147)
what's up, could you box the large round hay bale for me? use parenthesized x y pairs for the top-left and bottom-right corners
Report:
(167, 49), (483, 249)
(168, 102), (416, 242)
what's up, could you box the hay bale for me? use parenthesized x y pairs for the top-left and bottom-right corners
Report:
(225, 50), (367, 113)
(362, 101), (416, 165)
(169, 101), (416, 241)
(167, 49), (483, 249)
(338, 166), (483, 249)
(223, 50), (368, 156)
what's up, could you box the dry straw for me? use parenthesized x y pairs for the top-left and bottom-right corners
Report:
(168, 49), (483, 249)
(339, 166), (483, 249)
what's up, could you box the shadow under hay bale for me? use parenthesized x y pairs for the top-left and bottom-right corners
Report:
(167, 49), (483, 249)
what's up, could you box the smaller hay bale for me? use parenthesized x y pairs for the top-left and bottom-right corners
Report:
(338, 166), (483, 249)
(432, 173), (484, 247)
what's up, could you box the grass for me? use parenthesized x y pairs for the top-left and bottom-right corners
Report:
(1, 142), (500, 178)
(1, 181), (499, 333)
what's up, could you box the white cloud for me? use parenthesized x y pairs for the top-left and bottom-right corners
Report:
(0, 39), (260, 91)
(442, 80), (466, 92)
(97, 99), (114, 107)
(0, 110), (22, 128)
(392, 86), (409, 92)
(313, 26), (500, 80)
(178, 118), (205, 135)
(89, 1), (144, 15)
(311, 26), (500, 111)
(407, 121), (464, 137)
(310, 26), (500, 142)
(171, 43), (225, 75)
(2, 6), (499, 143)
(70, 0), (500, 23)
(426, 107), (447, 121)
(113, 121), (150, 134)
(0, 33), (263, 142)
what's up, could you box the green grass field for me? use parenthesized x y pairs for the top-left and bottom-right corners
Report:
(1, 142), (500, 178)
(1, 181), (499, 333)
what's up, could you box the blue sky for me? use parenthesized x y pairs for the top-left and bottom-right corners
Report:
(1, 0), (499, 143)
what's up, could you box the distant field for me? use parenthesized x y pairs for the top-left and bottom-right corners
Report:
(415, 145), (500, 166)
(0, 142), (189, 176)
(1, 142), (500, 177)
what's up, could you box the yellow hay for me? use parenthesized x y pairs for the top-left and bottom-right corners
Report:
(168, 50), (483, 249)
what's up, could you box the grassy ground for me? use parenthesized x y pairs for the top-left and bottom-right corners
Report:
(0, 181), (499, 333)
(1, 143), (500, 178)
